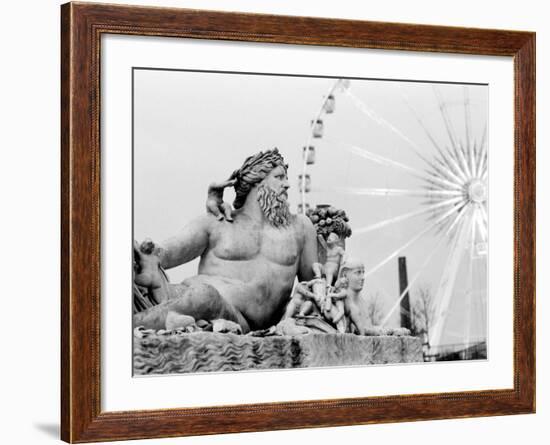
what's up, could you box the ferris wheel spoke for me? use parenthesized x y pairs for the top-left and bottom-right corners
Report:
(433, 85), (460, 152)
(421, 146), (467, 189)
(480, 122), (488, 151)
(478, 150), (488, 181)
(432, 201), (469, 238)
(380, 232), (448, 326)
(329, 141), (427, 180)
(428, 160), (456, 185)
(464, 86), (472, 148)
(474, 205), (488, 243)
(476, 146), (487, 178)
(398, 85), (443, 151)
(325, 187), (463, 199)
(478, 202), (488, 228)
(423, 175), (464, 192)
(364, 203), (463, 278)
(475, 124), (488, 178)
(424, 137), (469, 185)
(472, 141), (481, 178)
(480, 146), (488, 180)
(453, 142), (473, 179)
(344, 89), (431, 165)
(366, 274), (393, 309)
(463, 211), (477, 351)
(446, 146), (471, 183)
(354, 196), (464, 235)
(469, 140), (476, 179)
(429, 212), (472, 350)
(429, 155), (467, 186)
(332, 140), (463, 191)
(345, 142), (461, 191)
(380, 208), (465, 327)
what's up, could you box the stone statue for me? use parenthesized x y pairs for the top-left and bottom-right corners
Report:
(133, 149), (318, 333)
(313, 231), (346, 332)
(324, 287), (349, 333)
(333, 258), (374, 335)
(317, 232), (345, 288)
(282, 280), (320, 319)
(133, 239), (164, 302)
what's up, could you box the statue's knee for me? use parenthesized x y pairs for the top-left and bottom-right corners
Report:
(172, 282), (222, 314)
(165, 311), (195, 330)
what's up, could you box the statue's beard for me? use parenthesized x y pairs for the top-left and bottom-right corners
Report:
(257, 185), (291, 228)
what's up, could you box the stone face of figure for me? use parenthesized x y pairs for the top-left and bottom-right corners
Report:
(345, 264), (365, 292)
(133, 149), (318, 333)
(336, 260), (372, 335)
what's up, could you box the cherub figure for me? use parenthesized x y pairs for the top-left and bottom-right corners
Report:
(283, 280), (321, 319)
(318, 232), (345, 288)
(133, 238), (167, 304)
(325, 286), (348, 333)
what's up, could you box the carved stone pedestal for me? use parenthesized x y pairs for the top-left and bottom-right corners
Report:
(133, 330), (423, 375)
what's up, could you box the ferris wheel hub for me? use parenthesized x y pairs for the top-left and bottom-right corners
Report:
(467, 179), (487, 203)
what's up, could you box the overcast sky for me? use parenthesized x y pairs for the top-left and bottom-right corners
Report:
(133, 68), (488, 346)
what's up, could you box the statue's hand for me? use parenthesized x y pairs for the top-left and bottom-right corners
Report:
(206, 178), (237, 222)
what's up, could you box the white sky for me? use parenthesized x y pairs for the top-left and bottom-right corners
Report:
(133, 68), (488, 345)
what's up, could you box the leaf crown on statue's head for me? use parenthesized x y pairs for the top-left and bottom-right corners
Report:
(230, 148), (288, 209)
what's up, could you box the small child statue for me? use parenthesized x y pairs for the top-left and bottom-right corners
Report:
(318, 232), (346, 288)
(325, 285), (348, 333)
(133, 238), (167, 304)
(329, 258), (373, 335)
(283, 280), (320, 319)
(315, 232), (346, 329)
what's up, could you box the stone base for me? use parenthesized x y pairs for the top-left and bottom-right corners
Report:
(133, 330), (423, 375)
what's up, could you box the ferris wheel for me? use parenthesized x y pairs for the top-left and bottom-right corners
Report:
(298, 77), (488, 355)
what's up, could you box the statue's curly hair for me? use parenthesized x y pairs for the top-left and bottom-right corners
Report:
(230, 148), (288, 209)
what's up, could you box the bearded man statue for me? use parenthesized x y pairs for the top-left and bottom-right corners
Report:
(133, 148), (318, 333)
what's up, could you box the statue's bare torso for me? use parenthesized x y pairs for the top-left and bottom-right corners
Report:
(191, 213), (307, 329)
(158, 211), (317, 331)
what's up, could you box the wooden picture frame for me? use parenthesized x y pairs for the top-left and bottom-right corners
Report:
(61, 2), (535, 442)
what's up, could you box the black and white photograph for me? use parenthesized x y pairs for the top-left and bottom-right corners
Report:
(132, 69), (488, 375)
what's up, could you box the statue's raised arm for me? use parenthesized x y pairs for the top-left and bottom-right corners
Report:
(157, 175), (237, 270)
(157, 214), (213, 270)
(206, 177), (237, 222)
